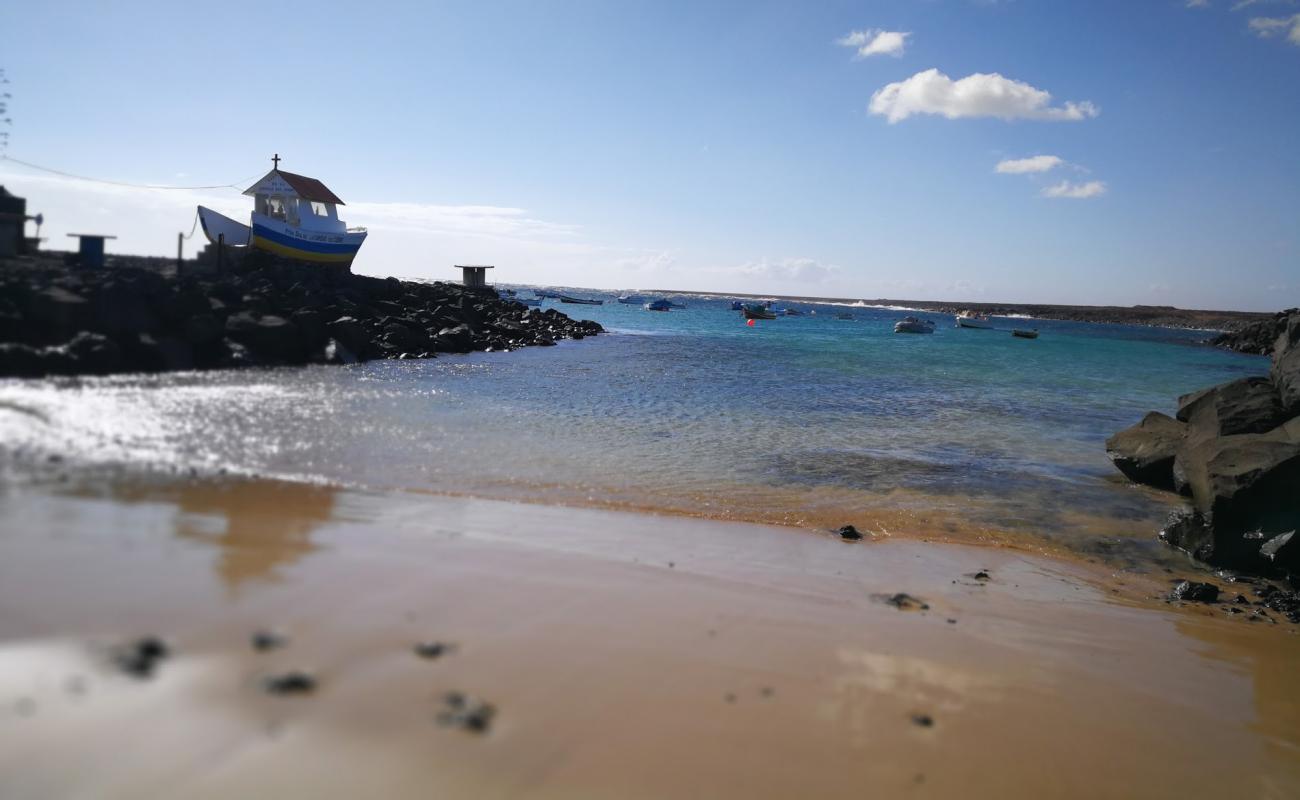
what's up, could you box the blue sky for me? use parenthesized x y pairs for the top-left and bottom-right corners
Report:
(1, 0), (1297, 309)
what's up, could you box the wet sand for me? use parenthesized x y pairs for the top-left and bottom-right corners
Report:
(1, 478), (1298, 798)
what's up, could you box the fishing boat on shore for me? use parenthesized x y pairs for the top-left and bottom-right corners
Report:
(559, 295), (603, 305)
(197, 156), (367, 266)
(1012, 328), (1039, 339)
(955, 310), (994, 329)
(894, 316), (936, 334)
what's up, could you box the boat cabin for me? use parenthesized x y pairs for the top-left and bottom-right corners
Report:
(243, 168), (347, 234)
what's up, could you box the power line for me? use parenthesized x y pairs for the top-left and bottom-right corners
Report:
(0, 154), (257, 191)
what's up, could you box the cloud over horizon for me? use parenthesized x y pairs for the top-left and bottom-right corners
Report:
(995, 155), (1064, 174)
(1042, 180), (1107, 199)
(869, 69), (1099, 123)
(837, 29), (911, 58)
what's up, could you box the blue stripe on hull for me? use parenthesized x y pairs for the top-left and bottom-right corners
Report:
(251, 223), (362, 256)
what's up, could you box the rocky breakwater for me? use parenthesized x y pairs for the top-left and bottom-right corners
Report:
(0, 256), (603, 377)
(1106, 311), (1300, 579)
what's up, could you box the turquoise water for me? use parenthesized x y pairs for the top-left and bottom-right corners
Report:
(0, 290), (1267, 556)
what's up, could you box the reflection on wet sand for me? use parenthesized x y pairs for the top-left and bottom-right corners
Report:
(117, 480), (337, 590)
(1174, 614), (1300, 794)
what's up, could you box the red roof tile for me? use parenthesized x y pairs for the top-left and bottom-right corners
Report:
(276, 170), (345, 205)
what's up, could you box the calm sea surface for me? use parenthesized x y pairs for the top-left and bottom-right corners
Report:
(0, 290), (1268, 560)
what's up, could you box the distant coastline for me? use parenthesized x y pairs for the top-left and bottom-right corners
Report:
(642, 289), (1271, 332)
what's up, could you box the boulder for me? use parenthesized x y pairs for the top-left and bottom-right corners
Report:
(1169, 580), (1219, 603)
(0, 343), (49, 377)
(435, 324), (474, 353)
(1175, 377), (1285, 437)
(382, 321), (428, 353)
(65, 332), (121, 375)
(1260, 530), (1298, 572)
(1105, 411), (1186, 490)
(1165, 419), (1300, 569)
(326, 316), (370, 356)
(1273, 336), (1300, 415)
(184, 314), (224, 347)
(225, 312), (303, 362)
(290, 309), (328, 349)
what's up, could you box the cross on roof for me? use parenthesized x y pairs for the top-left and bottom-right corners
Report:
(272, 153), (281, 169)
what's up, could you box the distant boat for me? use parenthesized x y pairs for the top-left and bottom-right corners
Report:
(197, 156), (367, 266)
(730, 300), (744, 311)
(784, 308), (804, 316)
(743, 304), (777, 320)
(617, 294), (648, 304)
(516, 298), (542, 307)
(894, 316), (936, 334)
(667, 300), (687, 309)
(645, 299), (673, 312)
(534, 290), (564, 299)
(1012, 328), (1039, 339)
(836, 312), (855, 321)
(956, 310), (994, 329)
(559, 295), (603, 305)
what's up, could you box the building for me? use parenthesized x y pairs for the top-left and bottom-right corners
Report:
(455, 265), (494, 288)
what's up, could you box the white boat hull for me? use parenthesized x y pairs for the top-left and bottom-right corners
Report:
(197, 206), (252, 247)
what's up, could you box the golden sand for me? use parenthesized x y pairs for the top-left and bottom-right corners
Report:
(0, 478), (1296, 798)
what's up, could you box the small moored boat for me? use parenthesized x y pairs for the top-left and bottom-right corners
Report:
(742, 303), (777, 320)
(559, 295), (603, 305)
(1012, 328), (1039, 339)
(645, 299), (673, 312)
(836, 312), (855, 321)
(955, 310), (993, 329)
(617, 294), (647, 304)
(894, 316), (936, 334)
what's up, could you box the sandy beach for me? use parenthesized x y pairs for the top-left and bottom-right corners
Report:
(2, 477), (1297, 799)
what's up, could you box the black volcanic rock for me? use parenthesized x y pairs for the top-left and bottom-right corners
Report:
(1176, 377), (1285, 437)
(1105, 411), (1187, 490)
(0, 255), (600, 378)
(1114, 310), (1300, 580)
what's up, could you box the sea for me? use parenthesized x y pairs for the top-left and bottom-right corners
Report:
(0, 289), (1269, 564)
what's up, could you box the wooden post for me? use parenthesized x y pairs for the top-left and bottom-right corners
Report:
(217, 233), (224, 275)
(176, 232), (183, 277)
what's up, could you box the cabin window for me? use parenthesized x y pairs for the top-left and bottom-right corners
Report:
(311, 201), (329, 216)
(266, 196), (286, 220)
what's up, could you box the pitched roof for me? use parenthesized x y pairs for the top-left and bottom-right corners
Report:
(276, 170), (345, 205)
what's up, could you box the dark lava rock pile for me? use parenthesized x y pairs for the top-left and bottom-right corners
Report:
(1209, 307), (1299, 355)
(1106, 311), (1300, 583)
(0, 253), (603, 377)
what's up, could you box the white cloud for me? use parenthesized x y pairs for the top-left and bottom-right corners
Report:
(1248, 13), (1300, 43)
(868, 69), (1099, 123)
(712, 257), (841, 283)
(995, 155), (1064, 174)
(837, 29), (911, 58)
(1186, 0), (1210, 8)
(1042, 180), (1107, 199)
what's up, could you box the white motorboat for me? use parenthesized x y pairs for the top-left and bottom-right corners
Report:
(894, 316), (936, 334)
(955, 310), (994, 329)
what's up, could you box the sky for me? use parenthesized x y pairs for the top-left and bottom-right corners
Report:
(1, 0), (1297, 310)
